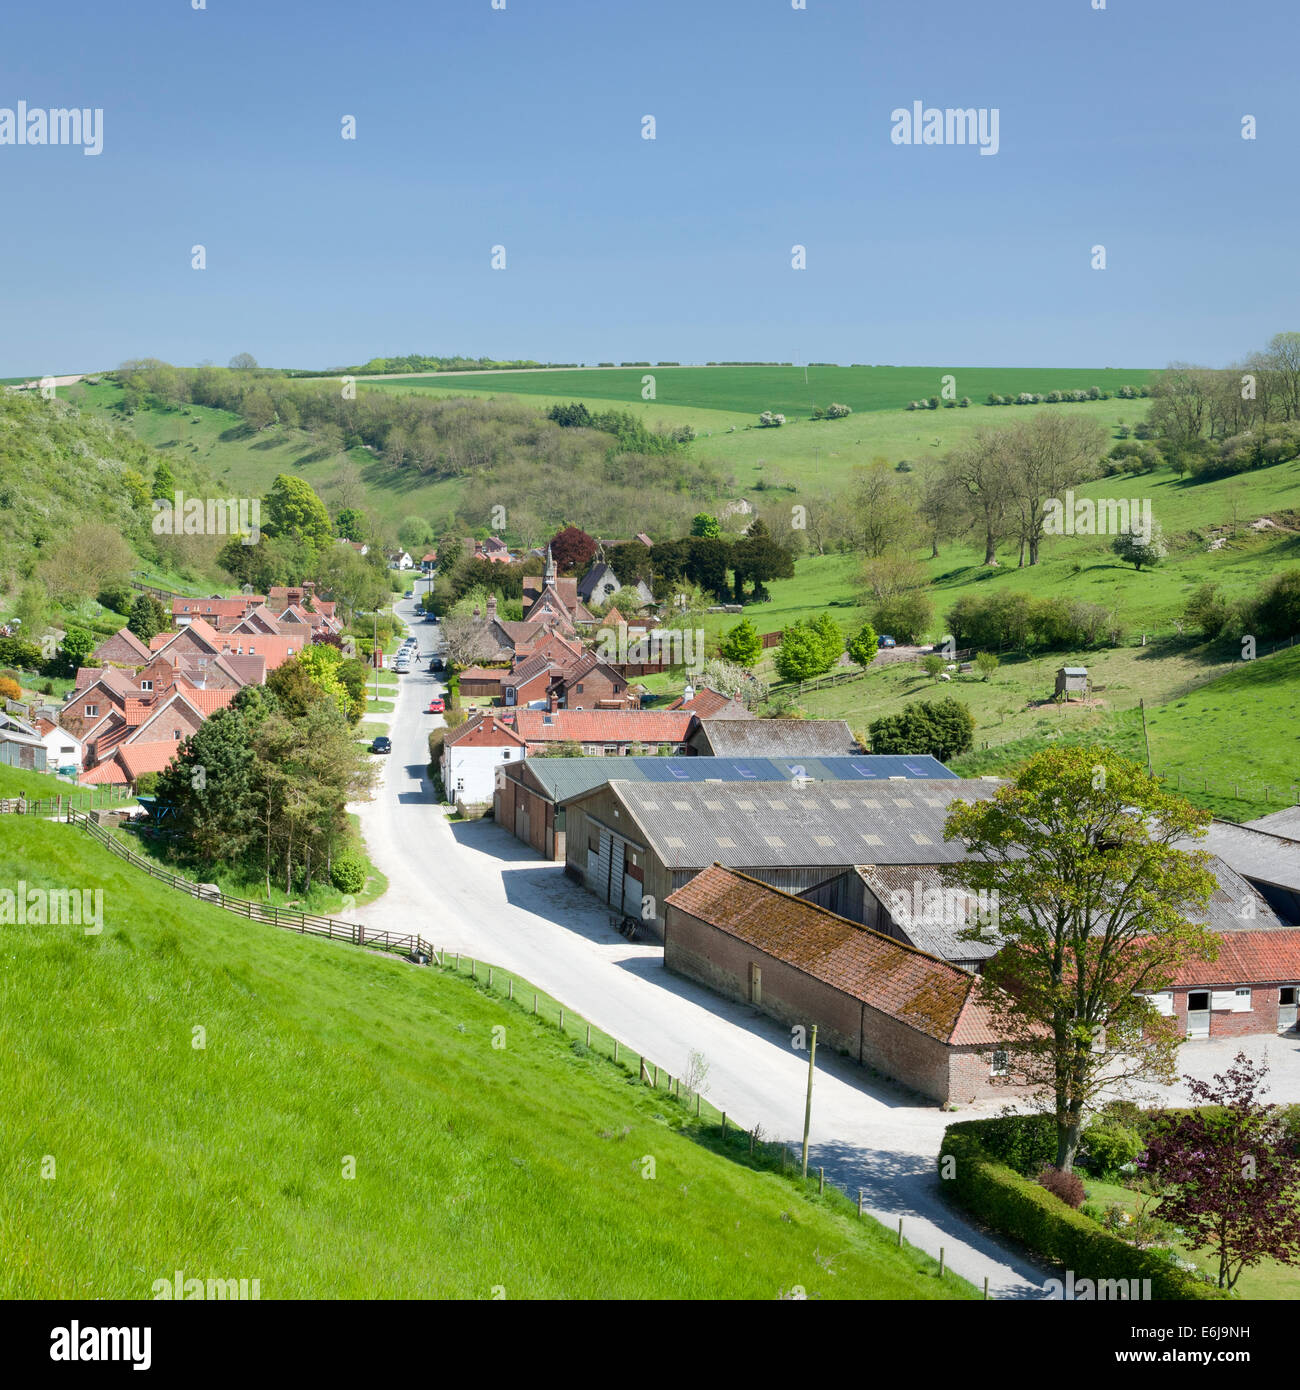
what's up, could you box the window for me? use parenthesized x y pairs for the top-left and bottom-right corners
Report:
(173, 729), (182, 740)
(1144, 991), (1175, 1017)
(991, 1050), (1009, 1077)
(575, 683), (583, 693)
(1234, 987), (1252, 1012)
(1211, 988), (1252, 1012)
(85, 704), (98, 718)
(140, 680), (153, 692)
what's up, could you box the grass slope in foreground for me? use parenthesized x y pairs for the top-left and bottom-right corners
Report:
(0, 819), (971, 1300)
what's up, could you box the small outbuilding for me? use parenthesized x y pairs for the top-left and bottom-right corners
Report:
(1054, 666), (1089, 698)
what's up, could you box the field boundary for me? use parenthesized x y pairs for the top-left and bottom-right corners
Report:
(0, 802), (437, 962)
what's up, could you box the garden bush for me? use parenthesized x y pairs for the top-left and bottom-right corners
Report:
(1037, 1166), (1086, 1208)
(939, 1120), (1226, 1300)
(330, 850), (366, 895)
(1081, 1120), (1144, 1175)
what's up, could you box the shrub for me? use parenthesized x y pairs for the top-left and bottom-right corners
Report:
(1037, 1166), (1086, 1209)
(938, 1121), (1225, 1300)
(964, 1113), (1057, 1175)
(1081, 1121), (1144, 1176)
(330, 850), (366, 895)
(0, 676), (21, 703)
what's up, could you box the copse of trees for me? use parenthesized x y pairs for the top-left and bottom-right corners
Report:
(1182, 569), (1300, 644)
(947, 590), (1122, 652)
(1149, 332), (1300, 478)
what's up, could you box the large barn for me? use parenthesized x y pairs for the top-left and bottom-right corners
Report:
(495, 752), (957, 860)
(561, 777), (1000, 935)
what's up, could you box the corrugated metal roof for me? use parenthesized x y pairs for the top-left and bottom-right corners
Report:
(519, 753), (957, 804)
(692, 717), (860, 757)
(590, 777), (1000, 869)
(1192, 821), (1300, 894)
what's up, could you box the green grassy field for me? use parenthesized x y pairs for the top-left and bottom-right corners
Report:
(0, 817), (974, 1299)
(363, 364), (1154, 419)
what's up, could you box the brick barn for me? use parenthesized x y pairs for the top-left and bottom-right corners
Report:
(664, 865), (1024, 1106)
(1143, 931), (1300, 1038)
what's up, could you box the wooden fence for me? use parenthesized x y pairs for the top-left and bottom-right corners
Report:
(9, 806), (437, 961)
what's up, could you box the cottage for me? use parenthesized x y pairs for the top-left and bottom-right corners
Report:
(664, 865), (1020, 1106)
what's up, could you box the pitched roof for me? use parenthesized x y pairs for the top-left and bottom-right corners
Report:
(93, 627), (151, 662)
(582, 777), (1001, 869)
(457, 665), (506, 682)
(514, 754), (959, 806)
(117, 741), (183, 779)
(443, 714), (527, 750)
(508, 709), (695, 744)
(181, 688), (238, 716)
(1245, 807), (1300, 839)
(666, 865), (1002, 1046)
(692, 717), (861, 757)
(669, 686), (755, 719)
(855, 863), (1003, 965)
(1165, 930), (1300, 988)
(1196, 819), (1300, 894)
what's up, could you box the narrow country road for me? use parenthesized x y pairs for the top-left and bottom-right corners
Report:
(351, 590), (1049, 1298)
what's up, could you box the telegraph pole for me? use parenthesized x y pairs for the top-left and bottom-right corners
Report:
(801, 1024), (818, 1178)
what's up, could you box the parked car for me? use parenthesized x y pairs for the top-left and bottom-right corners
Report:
(405, 589), (414, 599)
(427, 698), (445, 714)
(371, 736), (392, 754)
(877, 634), (897, 648)
(428, 655), (443, 672)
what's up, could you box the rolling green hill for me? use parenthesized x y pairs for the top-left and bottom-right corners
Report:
(0, 817), (972, 1300)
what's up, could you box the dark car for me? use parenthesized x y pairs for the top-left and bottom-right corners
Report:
(428, 656), (444, 672)
(371, 736), (392, 754)
(877, 634), (897, 648)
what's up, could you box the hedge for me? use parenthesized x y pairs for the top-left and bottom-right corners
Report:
(939, 1120), (1228, 1300)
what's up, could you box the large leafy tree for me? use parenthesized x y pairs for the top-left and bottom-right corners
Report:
(127, 592), (169, 643)
(868, 696), (974, 760)
(718, 617), (762, 668)
(155, 706), (259, 866)
(945, 748), (1219, 1171)
(262, 474), (333, 551)
(690, 512), (721, 539)
(547, 525), (597, 574)
(731, 519), (794, 602)
(1111, 522), (1167, 571)
(774, 621), (831, 683)
(1142, 1053), (1300, 1290)
(55, 626), (96, 678)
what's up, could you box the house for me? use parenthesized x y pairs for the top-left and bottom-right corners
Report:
(339, 539), (370, 557)
(171, 596), (263, 631)
(479, 536), (511, 563)
(664, 865), (1020, 1106)
(421, 552), (438, 574)
(501, 653), (561, 709)
(546, 651), (637, 710)
(507, 708), (695, 756)
(562, 775), (994, 933)
(0, 712), (47, 771)
(387, 550), (415, 571)
(687, 717), (862, 758)
(1055, 666), (1089, 698)
(1141, 931), (1300, 1039)
(33, 717), (84, 774)
(441, 715), (528, 806)
(91, 627), (152, 667)
(496, 754), (960, 862)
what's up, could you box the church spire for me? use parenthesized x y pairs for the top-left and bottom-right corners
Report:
(544, 545), (556, 584)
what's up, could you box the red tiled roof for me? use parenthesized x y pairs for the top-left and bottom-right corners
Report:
(78, 759), (129, 786)
(508, 708), (694, 743)
(666, 864), (1004, 1046)
(118, 741), (183, 779)
(668, 686), (754, 719)
(93, 627), (151, 662)
(1165, 931), (1300, 987)
(183, 688), (238, 716)
(457, 666), (506, 683)
(443, 714), (527, 750)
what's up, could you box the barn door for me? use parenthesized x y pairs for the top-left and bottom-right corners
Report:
(608, 837), (625, 909)
(1279, 986), (1298, 1033)
(1186, 991), (1210, 1038)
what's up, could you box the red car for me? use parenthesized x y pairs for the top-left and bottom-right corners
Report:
(427, 698), (445, 714)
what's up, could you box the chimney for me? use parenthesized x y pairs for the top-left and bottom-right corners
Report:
(486, 594), (498, 620)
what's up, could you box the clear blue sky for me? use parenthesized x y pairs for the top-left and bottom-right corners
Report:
(1, 0), (1294, 375)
